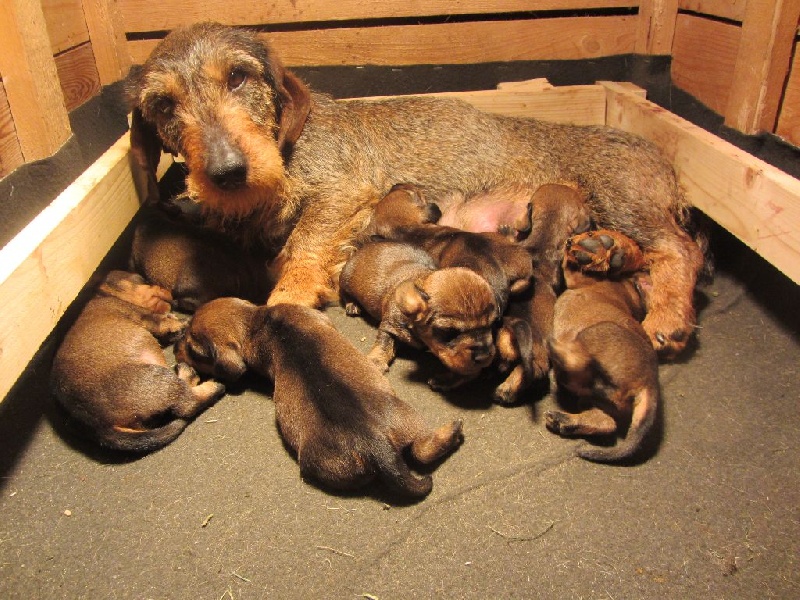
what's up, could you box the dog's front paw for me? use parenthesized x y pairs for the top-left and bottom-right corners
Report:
(642, 311), (693, 359)
(565, 229), (645, 275)
(544, 410), (579, 436)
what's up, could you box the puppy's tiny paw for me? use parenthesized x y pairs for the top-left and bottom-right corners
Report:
(344, 302), (361, 317)
(176, 362), (200, 386)
(545, 410), (578, 435)
(492, 385), (518, 406)
(565, 229), (645, 275)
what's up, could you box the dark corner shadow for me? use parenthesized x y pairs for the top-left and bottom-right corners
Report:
(703, 220), (800, 340)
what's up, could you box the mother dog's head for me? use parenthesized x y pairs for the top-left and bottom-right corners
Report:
(125, 22), (311, 218)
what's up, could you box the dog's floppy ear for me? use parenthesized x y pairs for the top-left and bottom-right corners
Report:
(215, 342), (248, 381)
(274, 68), (311, 154)
(125, 65), (163, 205)
(395, 280), (429, 321)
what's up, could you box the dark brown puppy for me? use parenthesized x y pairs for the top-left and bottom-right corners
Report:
(339, 240), (499, 389)
(51, 271), (225, 453)
(130, 208), (271, 312)
(546, 229), (658, 463)
(174, 299), (463, 498)
(126, 22), (705, 358)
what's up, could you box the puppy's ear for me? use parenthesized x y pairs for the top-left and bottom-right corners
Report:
(215, 342), (248, 381)
(395, 280), (429, 320)
(274, 68), (311, 154)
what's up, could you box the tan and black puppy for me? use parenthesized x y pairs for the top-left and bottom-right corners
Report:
(339, 240), (499, 389)
(51, 270), (225, 453)
(546, 229), (658, 463)
(174, 299), (463, 498)
(130, 208), (271, 312)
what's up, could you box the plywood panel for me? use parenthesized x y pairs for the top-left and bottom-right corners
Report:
(129, 16), (638, 66)
(603, 81), (800, 284)
(671, 12), (740, 114)
(55, 42), (102, 112)
(120, 0), (640, 33)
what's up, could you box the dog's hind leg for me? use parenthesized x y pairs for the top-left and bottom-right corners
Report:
(408, 419), (464, 464)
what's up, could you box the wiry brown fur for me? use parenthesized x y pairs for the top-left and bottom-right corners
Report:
(174, 299), (463, 498)
(127, 22), (705, 358)
(51, 271), (225, 453)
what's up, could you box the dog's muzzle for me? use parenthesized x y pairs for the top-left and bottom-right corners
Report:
(205, 131), (248, 190)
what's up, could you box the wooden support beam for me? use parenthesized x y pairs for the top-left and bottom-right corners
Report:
(635, 0), (680, 55)
(81, 0), (133, 85)
(602, 81), (800, 284)
(724, 0), (800, 134)
(0, 0), (71, 161)
(0, 135), (143, 403)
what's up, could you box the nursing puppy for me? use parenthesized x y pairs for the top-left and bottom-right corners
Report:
(130, 208), (271, 312)
(51, 271), (225, 453)
(546, 229), (658, 463)
(174, 299), (463, 498)
(368, 184), (534, 311)
(339, 240), (499, 390)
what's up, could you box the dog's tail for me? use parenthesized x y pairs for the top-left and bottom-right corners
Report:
(98, 419), (189, 453)
(576, 385), (658, 463)
(374, 442), (433, 498)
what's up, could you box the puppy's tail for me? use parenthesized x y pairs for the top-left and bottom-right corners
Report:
(98, 419), (189, 453)
(374, 442), (433, 499)
(577, 385), (658, 463)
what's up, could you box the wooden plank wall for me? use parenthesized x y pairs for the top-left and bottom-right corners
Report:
(1, 1), (799, 181)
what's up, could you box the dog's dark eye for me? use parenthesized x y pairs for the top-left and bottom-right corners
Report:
(433, 327), (461, 345)
(153, 96), (175, 117)
(227, 69), (247, 91)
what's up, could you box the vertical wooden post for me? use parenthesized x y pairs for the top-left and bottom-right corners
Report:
(635, 0), (680, 55)
(0, 0), (72, 162)
(81, 0), (134, 85)
(724, 0), (800, 134)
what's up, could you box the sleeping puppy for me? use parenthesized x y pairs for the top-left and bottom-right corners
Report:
(545, 229), (658, 463)
(365, 184), (534, 311)
(51, 270), (225, 453)
(339, 239), (499, 390)
(174, 299), (463, 498)
(130, 208), (271, 312)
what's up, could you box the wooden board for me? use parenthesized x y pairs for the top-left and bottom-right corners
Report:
(129, 15), (637, 66)
(678, 0), (747, 21)
(42, 0), (90, 55)
(55, 42), (102, 112)
(670, 12), (741, 115)
(82, 0), (133, 85)
(0, 79), (24, 179)
(0, 135), (142, 403)
(119, 0), (640, 33)
(602, 81), (800, 284)
(775, 43), (800, 146)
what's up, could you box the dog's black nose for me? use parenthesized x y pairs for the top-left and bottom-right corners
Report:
(206, 137), (248, 190)
(471, 345), (492, 363)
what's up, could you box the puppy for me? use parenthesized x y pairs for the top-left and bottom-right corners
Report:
(126, 22), (705, 358)
(545, 229), (658, 462)
(367, 184), (534, 311)
(339, 239), (499, 389)
(174, 299), (464, 498)
(130, 208), (271, 312)
(51, 271), (225, 453)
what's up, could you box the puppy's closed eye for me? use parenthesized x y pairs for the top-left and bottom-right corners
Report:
(186, 339), (213, 364)
(433, 327), (461, 346)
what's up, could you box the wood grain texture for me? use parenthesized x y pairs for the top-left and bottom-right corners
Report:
(119, 0), (640, 32)
(82, 0), (133, 85)
(603, 80), (800, 284)
(42, 0), (90, 54)
(0, 135), (141, 403)
(129, 16), (637, 66)
(55, 42), (102, 112)
(0, 0), (71, 161)
(635, 0), (680, 55)
(775, 43), (800, 146)
(671, 12), (740, 114)
(678, 0), (747, 21)
(0, 80), (24, 179)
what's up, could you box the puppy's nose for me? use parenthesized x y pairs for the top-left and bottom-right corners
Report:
(471, 345), (493, 363)
(206, 137), (247, 190)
